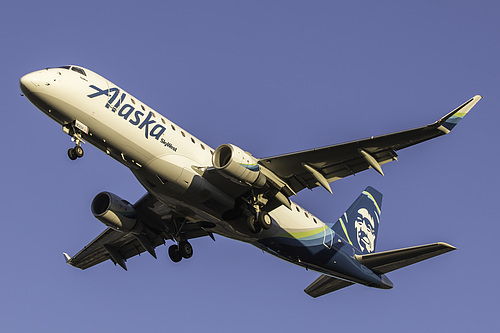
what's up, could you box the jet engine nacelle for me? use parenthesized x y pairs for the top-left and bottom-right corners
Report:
(213, 144), (267, 188)
(91, 192), (143, 234)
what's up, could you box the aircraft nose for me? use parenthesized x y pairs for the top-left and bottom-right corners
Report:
(20, 71), (42, 95)
(20, 69), (52, 95)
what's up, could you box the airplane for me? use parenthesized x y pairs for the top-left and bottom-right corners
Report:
(19, 65), (481, 297)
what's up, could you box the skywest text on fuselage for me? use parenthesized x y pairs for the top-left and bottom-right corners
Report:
(88, 85), (166, 140)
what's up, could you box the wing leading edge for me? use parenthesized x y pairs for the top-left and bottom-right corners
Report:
(260, 95), (482, 196)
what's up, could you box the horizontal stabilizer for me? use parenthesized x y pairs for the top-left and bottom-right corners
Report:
(304, 274), (355, 298)
(355, 242), (456, 274)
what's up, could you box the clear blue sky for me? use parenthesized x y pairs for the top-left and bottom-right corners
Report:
(2, 1), (498, 332)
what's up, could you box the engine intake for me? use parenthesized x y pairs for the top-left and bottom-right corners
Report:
(91, 192), (143, 234)
(213, 144), (266, 188)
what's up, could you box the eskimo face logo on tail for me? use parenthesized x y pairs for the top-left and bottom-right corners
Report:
(344, 189), (381, 254)
(87, 85), (166, 140)
(354, 207), (378, 253)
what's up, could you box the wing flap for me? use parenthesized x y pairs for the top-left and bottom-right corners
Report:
(355, 242), (456, 274)
(304, 274), (355, 298)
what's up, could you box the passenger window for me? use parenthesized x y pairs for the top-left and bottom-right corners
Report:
(71, 67), (86, 76)
(313, 218), (317, 224)
(304, 212), (309, 218)
(200, 144), (205, 150)
(141, 105), (145, 111)
(296, 206), (300, 212)
(181, 131), (186, 137)
(131, 98), (136, 104)
(161, 118), (166, 124)
(171, 125), (176, 131)
(58, 66), (71, 70)
(191, 138), (195, 144)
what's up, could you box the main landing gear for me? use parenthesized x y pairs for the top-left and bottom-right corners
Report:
(168, 241), (193, 263)
(247, 212), (272, 234)
(223, 194), (274, 234)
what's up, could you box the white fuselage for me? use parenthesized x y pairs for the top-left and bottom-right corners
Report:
(20, 66), (330, 252)
(21, 65), (467, 293)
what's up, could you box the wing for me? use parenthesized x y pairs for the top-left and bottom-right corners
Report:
(260, 95), (482, 195)
(65, 193), (213, 270)
(65, 227), (164, 270)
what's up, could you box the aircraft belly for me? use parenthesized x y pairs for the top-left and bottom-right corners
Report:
(141, 188), (253, 242)
(132, 167), (245, 236)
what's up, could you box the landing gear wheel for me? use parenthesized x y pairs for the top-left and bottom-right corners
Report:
(74, 145), (84, 158)
(258, 212), (272, 230)
(68, 146), (83, 160)
(168, 245), (183, 263)
(179, 241), (193, 259)
(67, 148), (77, 160)
(247, 215), (262, 234)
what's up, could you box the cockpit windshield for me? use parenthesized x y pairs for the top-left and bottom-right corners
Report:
(71, 67), (86, 76)
(57, 66), (86, 76)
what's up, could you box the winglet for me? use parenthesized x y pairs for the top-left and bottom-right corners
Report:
(63, 252), (72, 263)
(437, 95), (482, 134)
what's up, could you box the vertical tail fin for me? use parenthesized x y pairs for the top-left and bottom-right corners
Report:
(332, 187), (383, 254)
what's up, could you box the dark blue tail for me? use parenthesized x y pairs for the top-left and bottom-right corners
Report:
(332, 187), (383, 254)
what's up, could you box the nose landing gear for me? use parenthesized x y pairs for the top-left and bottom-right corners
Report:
(63, 120), (87, 160)
(68, 145), (84, 160)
